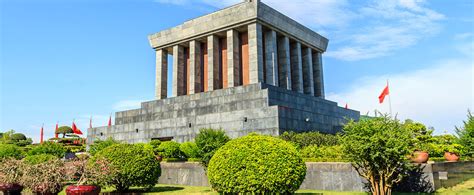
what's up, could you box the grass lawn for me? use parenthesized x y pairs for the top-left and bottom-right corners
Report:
(58, 178), (474, 195)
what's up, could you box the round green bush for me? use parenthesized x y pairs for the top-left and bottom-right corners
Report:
(148, 140), (162, 154)
(0, 144), (23, 159)
(27, 142), (66, 158)
(92, 143), (161, 192)
(157, 141), (183, 159)
(179, 142), (200, 159)
(208, 134), (306, 193)
(10, 133), (27, 141)
(23, 154), (58, 165)
(88, 137), (119, 156)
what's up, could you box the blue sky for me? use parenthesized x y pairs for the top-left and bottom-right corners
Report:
(1, 0), (473, 142)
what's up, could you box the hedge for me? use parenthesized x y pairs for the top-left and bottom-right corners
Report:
(208, 134), (306, 193)
(157, 141), (183, 159)
(179, 142), (200, 159)
(27, 142), (66, 158)
(0, 144), (23, 159)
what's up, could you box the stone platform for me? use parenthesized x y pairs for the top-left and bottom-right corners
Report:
(87, 83), (359, 143)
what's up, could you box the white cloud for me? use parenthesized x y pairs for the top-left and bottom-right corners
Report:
(327, 58), (473, 134)
(112, 100), (143, 111)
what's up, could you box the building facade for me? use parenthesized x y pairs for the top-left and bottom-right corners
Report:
(88, 0), (359, 143)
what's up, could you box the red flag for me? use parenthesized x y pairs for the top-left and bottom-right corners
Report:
(40, 124), (44, 143)
(345, 103), (348, 109)
(378, 84), (390, 103)
(108, 115), (112, 127)
(55, 122), (59, 138)
(72, 121), (83, 135)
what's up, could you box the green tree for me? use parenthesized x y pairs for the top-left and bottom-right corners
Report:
(342, 115), (413, 195)
(456, 110), (474, 158)
(195, 128), (230, 168)
(404, 119), (434, 152)
(56, 126), (74, 138)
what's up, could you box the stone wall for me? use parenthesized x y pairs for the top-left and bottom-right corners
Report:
(158, 161), (474, 192)
(87, 83), (358, 144)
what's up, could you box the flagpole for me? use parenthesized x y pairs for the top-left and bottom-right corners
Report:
(387, 80), (393, 116)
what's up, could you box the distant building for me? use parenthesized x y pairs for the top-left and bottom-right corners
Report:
(88, 0), (359, 144)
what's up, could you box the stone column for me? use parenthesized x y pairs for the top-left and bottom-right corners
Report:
(227, 29), (240, 87)
(155, 49), (168, 99)
(278, 36), (291, 90)
(290, 42), (303, 93)
(248, 23), (264, 84)
(189, 40), (202, 94)
(207, 35), (220, 91)
(264, 30), (279, 86)
(312, 51), (325, 98)
(302, 47), (314, 95)
(172, 45), (186, 97)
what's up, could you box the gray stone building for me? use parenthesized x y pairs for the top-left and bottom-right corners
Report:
(87, 0), (359, 144)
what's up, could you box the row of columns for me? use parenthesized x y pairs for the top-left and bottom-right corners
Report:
(155, 23), (325, 100)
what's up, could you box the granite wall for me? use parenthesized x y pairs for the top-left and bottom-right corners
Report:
(158, 161), (474, 192)
(87, 83), (359, 144)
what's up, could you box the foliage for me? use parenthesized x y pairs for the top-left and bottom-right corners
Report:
(65, 145), (86, 153)
(342, 115), (413, 195)
(92, 143), (161, 191)
(279, 131), (340, 149)
(0, 158), (24, 183)
(208, 134), (306, 194)
(404, 119), (434, 152)
(10, 133), (27, 141)
(0, 130), (33, 146)
(64, 156), (117, 186)
(0, 144), (23, 159)
(88, 137), (119, 156)
(21, 158), (66, 194)
(195, 128), (230, 168)
(56, 126), (74, 138)
(148, 140), (162, 155)
(430, 134), (464, 156)
(23, 154), (58, 165)
(456, 110), (474, 158)
(157, 141), (183, 159)
(300, 145), (347, 162)
(27, 142), (66, 158)
(0, 130), (15, 143)
(179, 142), (200, 159)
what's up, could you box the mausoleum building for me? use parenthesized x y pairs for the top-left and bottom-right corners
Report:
(88, 0), (359, 143)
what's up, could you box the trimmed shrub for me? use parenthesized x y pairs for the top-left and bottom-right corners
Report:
(0, 144), (23, 159)
(56, 126), (73, 138)
(300, 145), (346, 162)
(157, 141), (183, 159)
(10, 133), (27, 141)
(148, 140), (162, 155)
(27, 142), (66, 158)
(88, 137), (119, 156)
(179, 142), (200, 159)
(279, 131), (339, 148)
(195, 128), (230, 167)
(208, 134), (306, 194)
(23, 154), (58, 165)
(92, 143), (161, 191)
